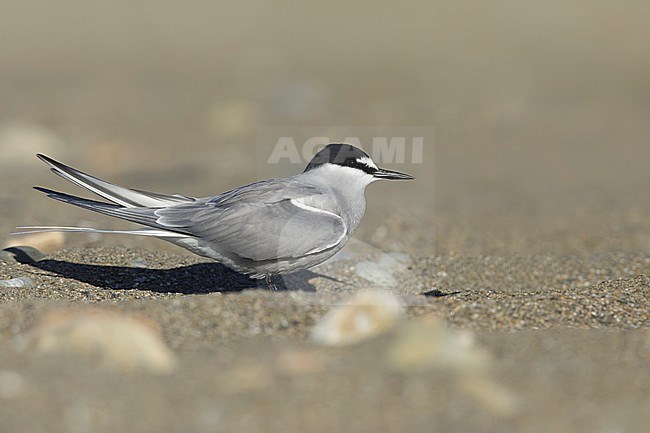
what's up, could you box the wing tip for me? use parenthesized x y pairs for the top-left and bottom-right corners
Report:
(33, 185), (53, 195)
(36, 153), (52, 163)
(36, 154), (67, 172)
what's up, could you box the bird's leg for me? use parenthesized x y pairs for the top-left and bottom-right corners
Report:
(265, 274), (278, 291)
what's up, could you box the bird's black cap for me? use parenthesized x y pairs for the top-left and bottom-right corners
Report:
(304, 143), (376, 174)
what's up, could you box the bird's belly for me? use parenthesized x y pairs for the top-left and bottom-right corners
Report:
(166, 235), (348, 277)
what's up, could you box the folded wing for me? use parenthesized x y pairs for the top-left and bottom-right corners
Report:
(156, 196), (347, 261)
(30, 156), (347, 262)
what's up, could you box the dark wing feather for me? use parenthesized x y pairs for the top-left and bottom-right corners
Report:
(37, 154), (195, 207)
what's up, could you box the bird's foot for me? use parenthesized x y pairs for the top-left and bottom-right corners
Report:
(265, 274), (279, 291)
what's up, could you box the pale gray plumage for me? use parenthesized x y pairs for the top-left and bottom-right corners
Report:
(18, 144), (413, 282)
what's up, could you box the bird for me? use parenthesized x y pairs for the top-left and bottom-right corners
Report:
(17, 143), (414, 290)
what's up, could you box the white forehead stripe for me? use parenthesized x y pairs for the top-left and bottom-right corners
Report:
(357, 156), (378, 170)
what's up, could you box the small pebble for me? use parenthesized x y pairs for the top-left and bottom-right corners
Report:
(0, 277), (34, 289)
(4, 232), (65, 253)
(386, 317), (519, 415)
(386, 317), (490, 373)
(311, 290), (404, 346)
(355, 254), (409, 286)
(275, 348), (328, 375)
(0, 246), (46, 264)
(22, 309), (177, 374)
(219, 362), (273, 392)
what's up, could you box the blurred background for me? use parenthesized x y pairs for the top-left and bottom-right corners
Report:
(1, 0), (650, 256)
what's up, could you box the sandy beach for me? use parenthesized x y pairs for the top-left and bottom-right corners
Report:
(0, 247), (648, 432)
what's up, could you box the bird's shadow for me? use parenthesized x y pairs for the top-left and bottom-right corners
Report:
(29, 259), (318, 294)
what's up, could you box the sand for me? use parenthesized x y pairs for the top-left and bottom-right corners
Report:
(0, 247), (648, 433)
